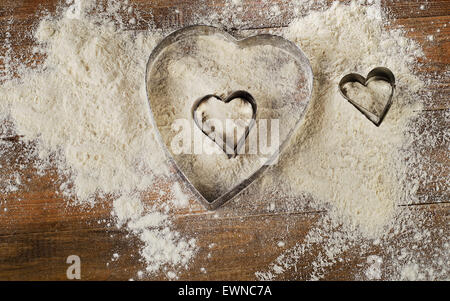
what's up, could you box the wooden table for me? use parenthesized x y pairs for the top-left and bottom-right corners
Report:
(0, 0), (448, 280)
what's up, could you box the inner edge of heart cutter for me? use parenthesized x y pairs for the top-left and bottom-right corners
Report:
(339, 67), (396, 127)
(191, 91), (258, 160)
(145, 25), (314, 210)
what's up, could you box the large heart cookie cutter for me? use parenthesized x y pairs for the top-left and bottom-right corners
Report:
(145, 25), (313, 210)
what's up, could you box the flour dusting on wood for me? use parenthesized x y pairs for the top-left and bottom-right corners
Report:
(0, 0), (447, 280)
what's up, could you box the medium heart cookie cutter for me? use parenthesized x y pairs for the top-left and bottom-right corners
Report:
(191, 90), (257, 159)
(145, 25), (313, 210)
(339, 67), (396, 126)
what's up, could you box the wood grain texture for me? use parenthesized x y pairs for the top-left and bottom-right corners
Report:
(0, 0), (448, 280)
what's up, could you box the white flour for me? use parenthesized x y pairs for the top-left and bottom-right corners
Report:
(278, 0), (425, 237)
(0, 0), (196, 277)
(255, 1), (448, 280)
(0, 0), (447, 280)
(343, 80), (393, 116)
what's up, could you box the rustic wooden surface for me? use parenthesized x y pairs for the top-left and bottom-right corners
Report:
(0, 0), (448, 280)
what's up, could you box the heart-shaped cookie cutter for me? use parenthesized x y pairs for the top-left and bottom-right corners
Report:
(191, 91), (257, 159)
(339, 67), (396, 126)
(145, 25), (313, 210)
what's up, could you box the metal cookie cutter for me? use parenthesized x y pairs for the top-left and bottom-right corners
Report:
(145, 25), (313, 210)
(339, 67), (396, 126)
(191, 91), (257, 159)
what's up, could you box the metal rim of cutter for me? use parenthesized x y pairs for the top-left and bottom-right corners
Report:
(338, 67), (396, 127)
(145, 25), (314, 210)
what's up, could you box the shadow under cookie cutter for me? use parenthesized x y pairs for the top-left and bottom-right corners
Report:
(145, 25), (313, 210)
(339, 67), (396, 127)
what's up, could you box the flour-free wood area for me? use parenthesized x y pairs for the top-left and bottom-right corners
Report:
(0, 0), (448, 280)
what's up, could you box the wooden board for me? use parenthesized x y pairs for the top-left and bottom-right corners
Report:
(0, 0), (448, 280)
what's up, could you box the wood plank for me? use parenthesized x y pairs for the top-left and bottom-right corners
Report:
(1, 0), (449, 28)
(131, 0), (450, 29)
(0, 109), (447, 213)
(1, 0), (448, 109)
(0, 198), (447, 280)
(252, 203), (449, 281)
(0, 110), (450, 209)
(405, 109), (449, 203)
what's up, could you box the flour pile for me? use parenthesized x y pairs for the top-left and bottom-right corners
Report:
(0, 0), (197, 277)
(255, 1), (448, 280)
(279, 1), (424, 237)
(0, 0), (447, 280)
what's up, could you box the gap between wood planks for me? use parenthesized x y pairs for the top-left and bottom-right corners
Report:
(0, 203), (446, 239)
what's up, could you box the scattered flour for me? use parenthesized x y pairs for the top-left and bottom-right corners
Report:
(278, 0), (424, 237)
(0, 0), (447, 280)
(0, 0), (196, 277)
(365, 255), (383, 280)
(255, 1), (448, 280)
(277, 241), (286, 248)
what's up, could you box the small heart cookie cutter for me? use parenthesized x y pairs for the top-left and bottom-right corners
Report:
(339, 67), (396, 126)
(191, 91), (257, 159)
(145, 25), (313, 210)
